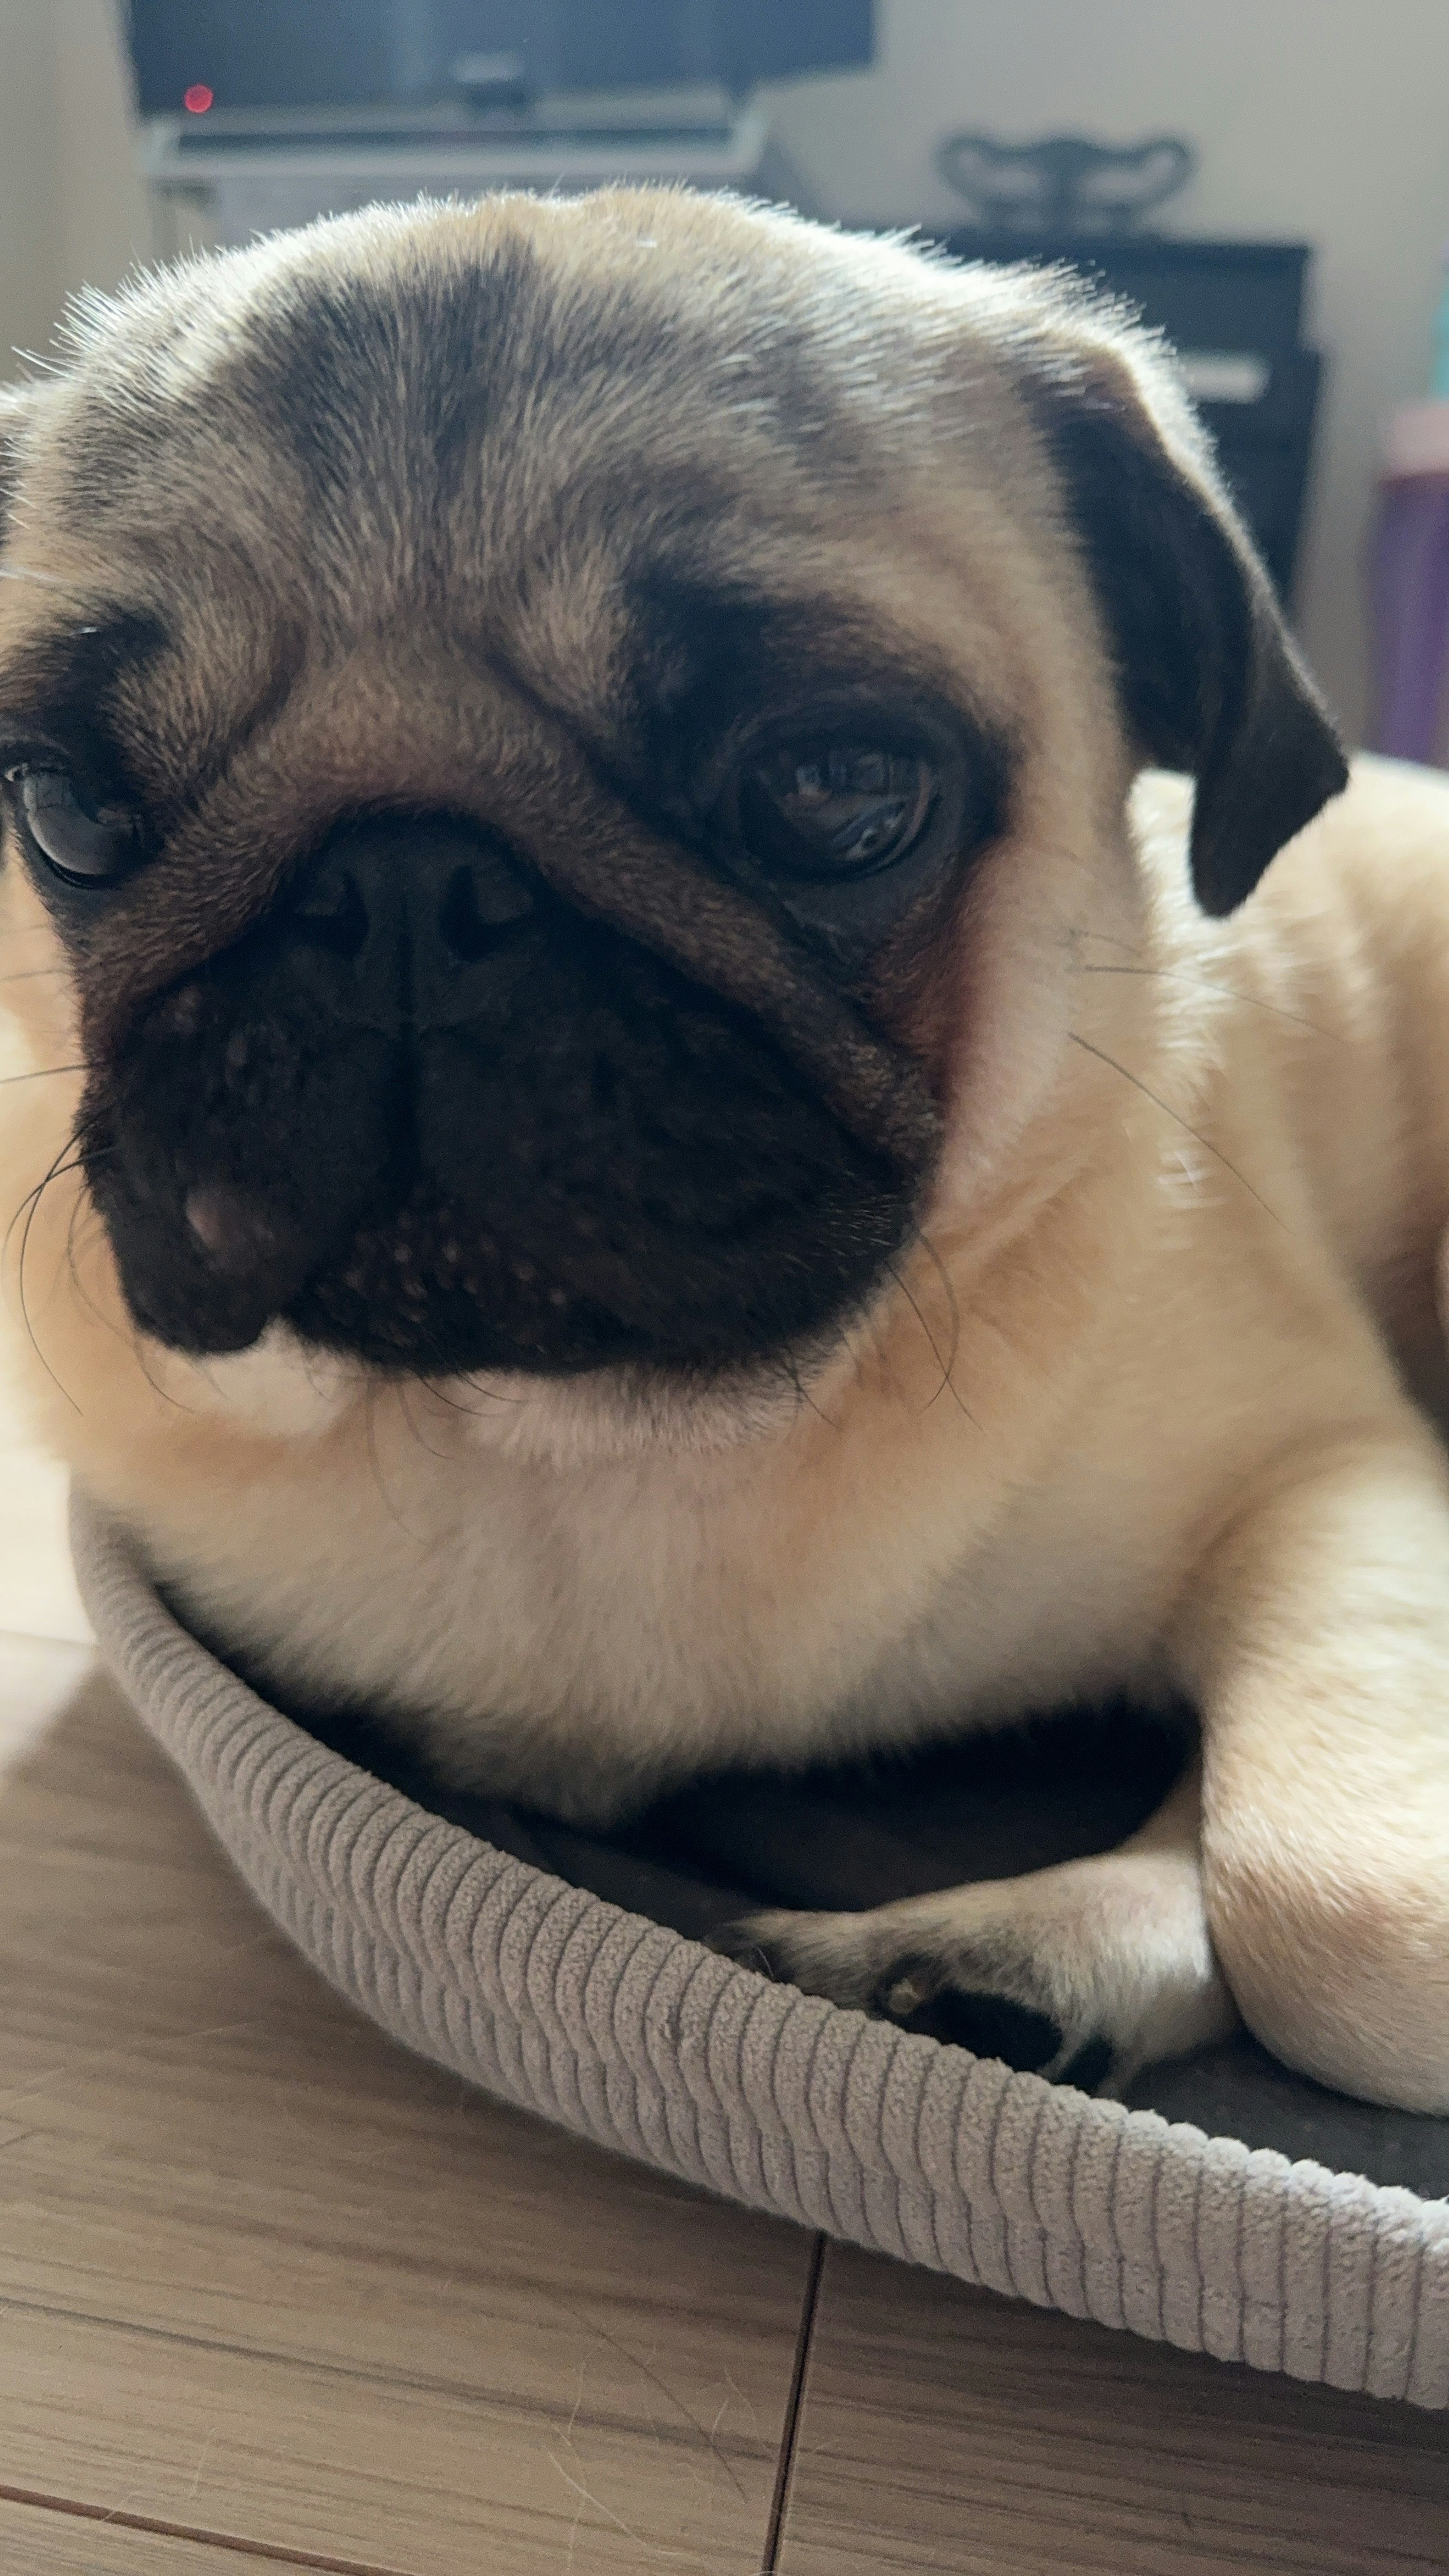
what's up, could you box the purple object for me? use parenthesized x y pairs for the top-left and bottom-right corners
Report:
(1371, 404), (1449, 766)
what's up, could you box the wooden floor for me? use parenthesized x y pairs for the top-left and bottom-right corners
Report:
(0, 1393), (1444, 2573)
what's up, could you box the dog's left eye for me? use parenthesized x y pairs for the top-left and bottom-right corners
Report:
(4, 764), (143, 886)
(735, 740), (937, 879)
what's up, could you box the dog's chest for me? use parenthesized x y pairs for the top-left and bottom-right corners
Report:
(158, 1413), (1163, 1822)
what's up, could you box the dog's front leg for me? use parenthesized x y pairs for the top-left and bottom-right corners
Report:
(1174, 1423), (1449, 2113)
(730, 1755), (1238, 2094)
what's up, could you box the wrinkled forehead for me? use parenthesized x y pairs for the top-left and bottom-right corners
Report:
(0, 199), (1064, 836)
(21, 200), (973, 664)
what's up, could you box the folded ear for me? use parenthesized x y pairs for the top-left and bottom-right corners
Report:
(1018, 302), (1347, 915)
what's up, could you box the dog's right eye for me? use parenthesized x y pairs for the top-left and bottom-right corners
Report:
(721, 730), (942, 887)
(4, 764), (143, 887)
(738, 741), (937, 879)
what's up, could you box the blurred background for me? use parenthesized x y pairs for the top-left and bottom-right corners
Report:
(2, 0), (1447, 752)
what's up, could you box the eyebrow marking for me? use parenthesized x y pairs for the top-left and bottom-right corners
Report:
(0, 607), (171, 728)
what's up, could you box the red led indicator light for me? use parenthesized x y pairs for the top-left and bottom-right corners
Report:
(183, 84), (215, 114)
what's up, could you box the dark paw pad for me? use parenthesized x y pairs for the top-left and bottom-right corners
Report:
(877, 1963), (1062, 2073)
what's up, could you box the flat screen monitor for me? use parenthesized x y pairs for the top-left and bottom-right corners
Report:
(126, 3), (876, 116)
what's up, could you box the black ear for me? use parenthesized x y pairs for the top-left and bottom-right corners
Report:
(1021, 319), (1347, 915)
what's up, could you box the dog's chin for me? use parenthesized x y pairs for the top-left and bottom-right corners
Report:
(431, 1352), (824, 1469)
(165, 1316), (833, 1470)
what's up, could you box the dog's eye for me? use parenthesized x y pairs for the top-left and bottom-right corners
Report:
(736, 741), (937, 879)
(4, 764), (142, 886)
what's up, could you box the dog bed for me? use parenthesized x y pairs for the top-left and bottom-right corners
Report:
(71, 1493), (1449, 2410)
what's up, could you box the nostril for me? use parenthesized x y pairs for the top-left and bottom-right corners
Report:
(288, 869), (369, 957)
(438, 854), (535, 961)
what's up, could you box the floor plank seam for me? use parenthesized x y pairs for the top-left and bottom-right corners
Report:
(760, 2232), (826, 2576)
(0, 2483), (421, 2576)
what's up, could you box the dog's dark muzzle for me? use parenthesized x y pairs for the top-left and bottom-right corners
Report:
(84, 810), (917, 1376)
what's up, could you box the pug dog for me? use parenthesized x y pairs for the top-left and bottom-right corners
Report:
(3, 188), (1449, 2116)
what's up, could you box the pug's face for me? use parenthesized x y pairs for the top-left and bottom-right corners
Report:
(0, 192), (1341, 1410)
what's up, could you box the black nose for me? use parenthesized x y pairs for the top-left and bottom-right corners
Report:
(284, 812), (537, 1028)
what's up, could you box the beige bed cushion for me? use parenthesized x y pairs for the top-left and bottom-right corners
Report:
(71, 1492), (1449, 2410)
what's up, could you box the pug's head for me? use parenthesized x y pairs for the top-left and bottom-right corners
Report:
(0, 192), (1343, 1430)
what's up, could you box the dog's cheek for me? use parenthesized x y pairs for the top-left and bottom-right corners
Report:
(0, 853), (85, 1307)
(0, 838), (78, 1068)
(858, 876), (975, 1108)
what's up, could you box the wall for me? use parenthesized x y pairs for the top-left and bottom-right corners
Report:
(0, 0), (66, 371)
(51, 0), (156, 308)
(0, 0), (154, 374)
(3, 1), (1447, 741)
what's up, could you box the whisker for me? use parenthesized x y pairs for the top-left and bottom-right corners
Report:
(132, 1323), (195, 1412)
(1051, 869), (1344, 1044)
(908, 1224), (977, 1420)
(421, 1372), (525, 1414)
(1077, 957), (1347, 1045)
(62, 1204), (129, 1361)
(3, 1133), (92, 1268)
(863, 1304), (893, 1386)
(8, 1124), (97, 1409)
(884, 1253), (978, 1426)
(1066, 1030), (1289, 1229)
(362, 1379), (427, 1542)
(101, 1211), (203, 1416)
(782, 1341), (840, 1432)
(1075, 927), (1152, 955)
(0, 1061), (85, 1085)
(397, 1377), (452, 1462)
(824, 1303), (871, 1396)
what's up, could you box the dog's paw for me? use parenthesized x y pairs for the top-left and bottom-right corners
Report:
(724, 1842), (1238, 2093)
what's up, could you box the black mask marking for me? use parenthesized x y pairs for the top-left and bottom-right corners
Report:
(86, 809), (924, 1375)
